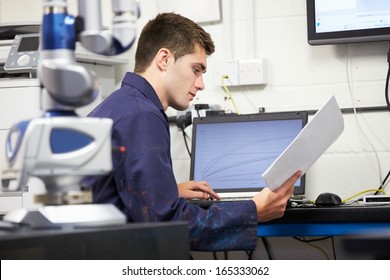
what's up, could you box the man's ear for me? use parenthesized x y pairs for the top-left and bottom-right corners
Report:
(156, 48), (172, 71)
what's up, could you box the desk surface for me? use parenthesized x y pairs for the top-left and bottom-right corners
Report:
(193, 200), (390, 223)
(269, 204), (390, 224)
(259, 204), (390, 237)
(191, 200), (390, 236)
(0, 221), (190, 259)
(2, 204), (389, 257)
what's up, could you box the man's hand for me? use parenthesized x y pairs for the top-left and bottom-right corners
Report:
(252, 171), (302, 222)
(178, 181), (220, 200)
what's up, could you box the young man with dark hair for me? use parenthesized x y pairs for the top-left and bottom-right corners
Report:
(87, 13), (301, 251)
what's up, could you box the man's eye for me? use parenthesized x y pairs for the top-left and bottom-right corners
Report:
(193, 68), (201, 74)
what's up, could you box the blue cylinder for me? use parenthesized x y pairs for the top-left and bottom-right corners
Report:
(41, 12), (75, 50)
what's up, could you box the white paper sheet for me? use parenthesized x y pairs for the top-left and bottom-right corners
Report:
(261, 95), (344, 190)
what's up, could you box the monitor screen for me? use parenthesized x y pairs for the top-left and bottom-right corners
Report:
(190, 112), (308, 196)
(307, 0), (390, 45)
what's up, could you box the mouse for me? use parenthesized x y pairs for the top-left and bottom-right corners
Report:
(315, 192), (342, 207)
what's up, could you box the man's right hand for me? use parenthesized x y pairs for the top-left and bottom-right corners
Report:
(252, 171), (302, 223)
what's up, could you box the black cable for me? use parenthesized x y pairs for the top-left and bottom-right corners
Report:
(331, 236), (337, 260)
(383, 170), (390, 187)
(386, 47), (390, 111)
(292, 236), (332, 242)
(261, 237), (273, 260)
(293, 236), (333, 260)
(211, 251), (228, 260)
(374, 170), (390, 195)
(176, 112), (192, 157)
(181, 129), (191, 157)
(246, 250), (254, 260)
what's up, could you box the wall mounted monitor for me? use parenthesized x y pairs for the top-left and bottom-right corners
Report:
(307, 0), (390, 45)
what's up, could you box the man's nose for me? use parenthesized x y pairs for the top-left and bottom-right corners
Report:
(195, 75), (205, 91)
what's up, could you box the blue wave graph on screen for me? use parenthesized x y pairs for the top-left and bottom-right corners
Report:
(193, 119), (301, 190)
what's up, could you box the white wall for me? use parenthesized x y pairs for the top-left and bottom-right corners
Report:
(1, 0), (389, 259)
(165, 0), (390, 202)
(164, 0), (390, 259)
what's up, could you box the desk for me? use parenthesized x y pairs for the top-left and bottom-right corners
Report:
(259, 205), (390, 237)
(0, 221), (189, 260)
(191, 201), (390, 237)
(342, 228), (390, 259)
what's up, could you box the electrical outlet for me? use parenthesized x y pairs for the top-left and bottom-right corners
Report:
(214, 59), (267, 87)
(214, 60), (239, 86)
(239, 58), (267, 85)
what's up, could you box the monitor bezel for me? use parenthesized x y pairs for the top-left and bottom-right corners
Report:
(190, 111), (308, 196)
(306, 0), (390, 45)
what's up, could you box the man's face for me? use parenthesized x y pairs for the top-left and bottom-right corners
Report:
(164, 44), (207, 111)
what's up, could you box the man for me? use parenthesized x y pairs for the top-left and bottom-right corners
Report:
(87, 13), (301, 251)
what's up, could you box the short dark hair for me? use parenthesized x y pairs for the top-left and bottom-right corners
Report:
(134, 13), (215, 73)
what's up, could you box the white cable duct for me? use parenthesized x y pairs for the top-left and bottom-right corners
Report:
(245, 0), (255, 58)
(222, 0), (233, 59)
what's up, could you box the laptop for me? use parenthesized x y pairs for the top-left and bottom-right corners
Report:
(189, 111), (308, 202)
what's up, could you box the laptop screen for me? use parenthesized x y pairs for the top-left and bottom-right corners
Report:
(190, 112), (308, 195)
